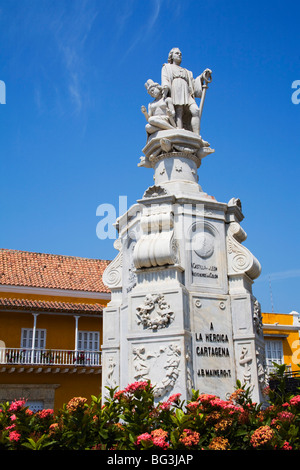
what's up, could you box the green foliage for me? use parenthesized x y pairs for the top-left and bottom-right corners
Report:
(1, 376), (300, 450)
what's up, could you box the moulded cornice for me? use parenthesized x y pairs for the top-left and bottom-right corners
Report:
(0, 285), (111, 300)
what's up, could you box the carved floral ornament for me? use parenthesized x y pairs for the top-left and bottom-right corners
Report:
(136, 293), (174, 330)
(132, 343), (181, 398)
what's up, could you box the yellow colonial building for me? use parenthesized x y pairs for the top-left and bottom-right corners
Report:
(0, 247), (299, 410)
(262, 310), (300, 375)
(0, 249), (110, 411)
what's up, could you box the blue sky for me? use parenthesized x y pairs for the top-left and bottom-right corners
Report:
(0, 0), (299, 314)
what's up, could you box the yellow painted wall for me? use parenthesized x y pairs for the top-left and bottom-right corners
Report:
(0, 288), (108, 410)
(263, 312), (293, 326)
(0, 370), (102, 411)
(262, 312), (300, 372)
(0, 310), (102, 350)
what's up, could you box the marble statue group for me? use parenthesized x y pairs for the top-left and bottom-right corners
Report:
(142, 47), (212, 136)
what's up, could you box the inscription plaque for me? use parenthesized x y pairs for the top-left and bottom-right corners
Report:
(193, 301), (235, 397)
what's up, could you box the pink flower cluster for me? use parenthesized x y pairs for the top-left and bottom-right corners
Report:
(114, 381), (150, 399)
(289, 395), (300, 407)
(36, 409), (54, 419)
(113, 390), (125, 400)
(186, 401), (199, 412)
(168, 393), (181, 403)
(276, 411), (295, 422)
(250, 425), (274, 448)
(136, 428), (169, 449)
(151, 429), (169, 449)
(9, 430), (21, 442)
(136, 432), (152, 445)
(124, 381), (149, 394)
(197, 394), (217, 404)
(159, 393), (181, 411)
(8, 399), (26, 412)
(179, 428), (200, 448)
(282, 441), (293, 450)
(197, 395), (242, 413)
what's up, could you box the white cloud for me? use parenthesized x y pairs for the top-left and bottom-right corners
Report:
(120, 0), (162, 61)
(49, 1), (98, 115)
(257, 269), (300, 283)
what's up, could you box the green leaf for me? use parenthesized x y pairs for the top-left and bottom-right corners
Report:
(175, 408), (185, 422)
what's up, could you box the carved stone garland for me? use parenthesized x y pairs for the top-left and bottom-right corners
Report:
(136, 293), (174, 330)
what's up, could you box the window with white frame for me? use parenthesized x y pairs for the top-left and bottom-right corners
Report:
(21, 329), (47, 363)
(77, 331), (100, 366)
(265, 340), (284, 372)
(21, 328), (46, 349)
(77, 331), (99, 351)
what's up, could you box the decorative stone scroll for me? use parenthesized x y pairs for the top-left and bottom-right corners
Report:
(102, 251), (122, 289)
(226, 221), (261, 280)
(136, 293), (174, 330)
(133, 204), (178, 269)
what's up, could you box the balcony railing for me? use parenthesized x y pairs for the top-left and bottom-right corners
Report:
(0, 348), (101, 367)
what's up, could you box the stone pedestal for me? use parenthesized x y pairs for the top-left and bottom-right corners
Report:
(102, 128), (266, 403)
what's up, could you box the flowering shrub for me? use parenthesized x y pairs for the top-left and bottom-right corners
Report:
(1, 374), (300, 450)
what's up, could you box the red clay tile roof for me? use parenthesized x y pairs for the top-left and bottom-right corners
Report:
(0, 249), (111, 293)
(0, 297), (104, 314)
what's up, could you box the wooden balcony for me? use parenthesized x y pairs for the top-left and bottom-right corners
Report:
(0, 348), (102, 375)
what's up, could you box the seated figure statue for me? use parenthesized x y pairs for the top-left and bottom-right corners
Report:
(141, 79), (176, 136)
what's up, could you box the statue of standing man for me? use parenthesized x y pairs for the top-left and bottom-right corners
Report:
(161, 47), (212, 135)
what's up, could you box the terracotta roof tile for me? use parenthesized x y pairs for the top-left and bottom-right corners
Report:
(0, 297), (104, 314)
(0, 249), (111, 293)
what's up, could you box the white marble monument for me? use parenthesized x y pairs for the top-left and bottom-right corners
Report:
(102, 48), (266, 403)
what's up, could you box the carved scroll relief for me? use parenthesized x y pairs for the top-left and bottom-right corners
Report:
(102, 251), (122, 289)
(226, 221), (261, 280)
(133, 205), (178, 269)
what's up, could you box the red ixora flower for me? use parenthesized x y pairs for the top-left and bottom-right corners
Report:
(159, 401), (171, 411)
(9, 430), (21, 442)
(124, 381), (149, 394)
(276, 411), (295, 422)
(197, 394), (217, 404)
(289, 395), (300, 406)
(250, 425), (274, 448)
(113, 389), (125, 400)
(167, 393), (181, 404)
(179, 429), (200, 448)
(282, 441), (292, 450)
(186, 401), (199, 411)
(136, 432), (152, 445)
(36, 409), (54, 419)
(136, 429), (169, 449)
(8, 399), (26, 412)
(151, 429), (169, 449)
